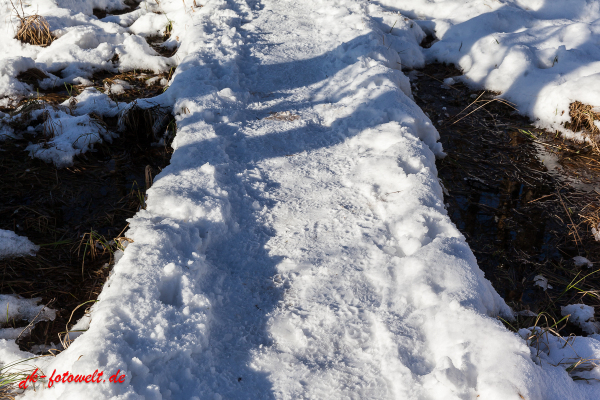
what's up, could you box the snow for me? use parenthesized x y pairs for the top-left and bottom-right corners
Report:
(519, 326), (600, 381)
(573, 255), (594, 268)
(0, 0), (598, 399)
(376, 0), (600, 141)
(0, 229), (38, 259)
(534, 274), (553, 291)
(23, 106), (116, 167)
(562, 304), (600, 334)
(592, 225), (600, 241)
(0, 0), (176, 96)
(0, 295), (56, 340)
(0, 125), (16, 140)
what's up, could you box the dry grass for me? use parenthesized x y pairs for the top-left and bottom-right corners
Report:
(448, 92), (516, 126)
(567, 101), (600, 154)
(10, 0), (54, 47)
(58, 299), (96, 349)
(500, 312), (600, 380)
(265, 111), (301, 121)
(0, 357), (45, 398)
(512, 313), (600, 381)
(91, 70), (172, 102)
(580, 201), (600, 241)
(41, 110), (60, 139)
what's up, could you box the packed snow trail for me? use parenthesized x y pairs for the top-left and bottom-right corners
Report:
(1, 0), (599, 399)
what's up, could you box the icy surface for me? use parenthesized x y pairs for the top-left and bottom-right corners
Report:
(377, 0), (600, 140)
(0, 229), (38, 259)
(0, 0), (597, 399)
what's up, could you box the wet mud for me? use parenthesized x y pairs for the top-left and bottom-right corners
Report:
(412, 64), (600, 335)
(0, 113), (174, 352)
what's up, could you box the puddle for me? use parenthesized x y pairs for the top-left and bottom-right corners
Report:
(411, 64), (600, 335)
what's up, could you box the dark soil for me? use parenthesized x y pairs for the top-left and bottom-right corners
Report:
(0, 111), (174, 352)
(412, 63), (600, 335)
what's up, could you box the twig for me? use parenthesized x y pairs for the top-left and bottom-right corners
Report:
(16, 298), (55, 342)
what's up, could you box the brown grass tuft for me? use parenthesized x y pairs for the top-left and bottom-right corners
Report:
(10, 0), (54, 47)
(568, 101), (600, 153)
(580, 201), (600, 241)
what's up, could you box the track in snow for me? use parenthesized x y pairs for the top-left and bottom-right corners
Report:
(13, 0), (600, 399)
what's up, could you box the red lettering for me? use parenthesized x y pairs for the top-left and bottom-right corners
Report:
(48, 370), (57, 388)
(109, 370), (120, 383)
(118, 374), (125, 383)
(18, 368), (39, 389)
(20, 369), (114, 388)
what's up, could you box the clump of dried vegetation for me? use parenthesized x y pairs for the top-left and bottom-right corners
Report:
(567, 101), (600, 154)
(265, 111), (301, 121)
(0, 357), (45, 398)
(9, 0), (54, 47)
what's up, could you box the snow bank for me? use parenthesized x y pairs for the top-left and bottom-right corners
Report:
(377, 0), (600, 139)
(0, 229), (38, 259)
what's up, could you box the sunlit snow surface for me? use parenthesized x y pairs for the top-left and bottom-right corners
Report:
(377, 0), (600, 141)
(0, 0), (598, 399)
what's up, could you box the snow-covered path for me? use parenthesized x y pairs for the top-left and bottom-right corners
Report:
(3, 0), (600, 399)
